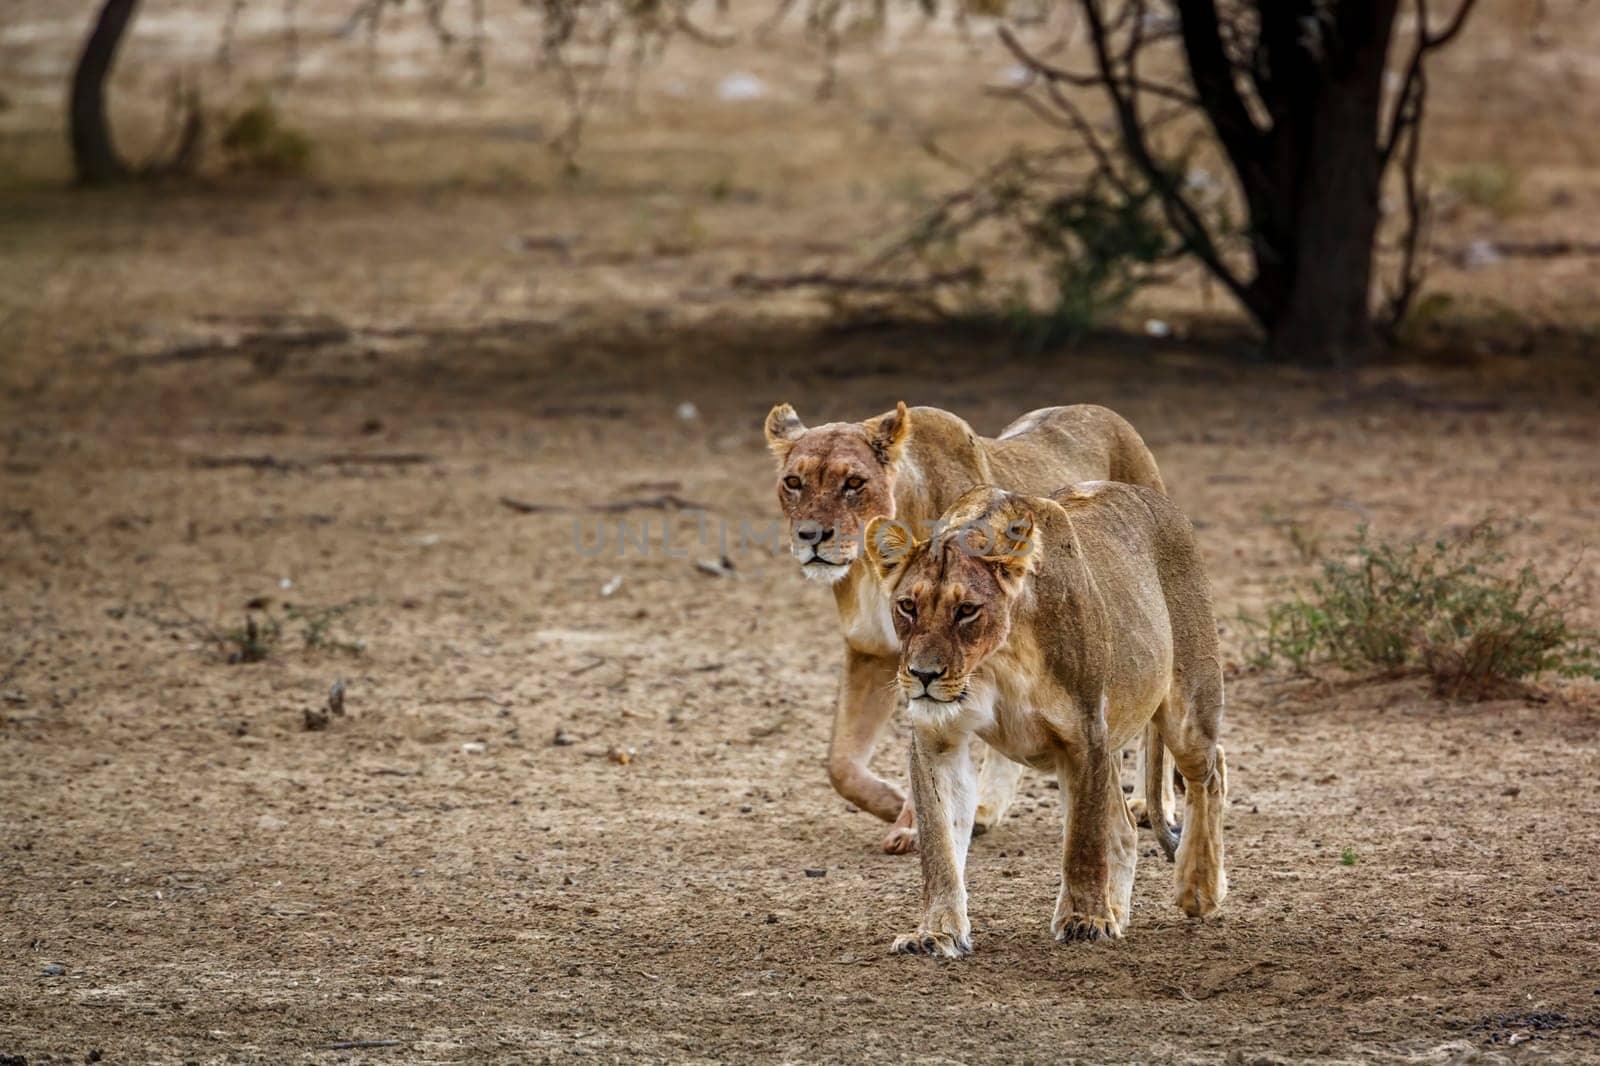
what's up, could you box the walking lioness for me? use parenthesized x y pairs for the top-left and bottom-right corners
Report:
(863, 483), (1227, 956)
(764, 401), (1169, 852)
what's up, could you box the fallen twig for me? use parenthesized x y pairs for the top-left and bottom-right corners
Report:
(532, 403), (629, 419)
(1450, 239), (1600, 261)
(498, 497), (566, 514)
(422, 693), (512, 708)
(193, 453), (435, 472)
(323, 1039), (402, 1050)
(731, 267), (981, 293)
(500, 493), (708, 515)
(128, 328), (352, 368)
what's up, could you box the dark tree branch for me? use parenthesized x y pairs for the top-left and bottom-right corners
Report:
(1378, 0), (1481, 333)
(70, 0), (141, 184)
(1382, 64), (1430, 335)
(1381, 0), (1480, 168)
(1172, 0), (1266, 171)
(1004, 17), (1259, 317)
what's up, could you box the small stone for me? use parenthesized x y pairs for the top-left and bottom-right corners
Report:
(1461, 239), (1503, 269)
(717, 73), (765, 101)
(694, 556), (736, 578)
(804, 868), (826, 879)
(461, 741), (487, 755)
(552, 728), (574, 747)
(41, 963), (66, 976)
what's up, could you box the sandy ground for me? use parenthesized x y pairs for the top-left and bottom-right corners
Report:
(4, 3), (1600, 1063)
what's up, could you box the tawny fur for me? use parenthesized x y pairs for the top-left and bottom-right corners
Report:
(765, 402), (1170, 853)
(865, 483), (1226, 956)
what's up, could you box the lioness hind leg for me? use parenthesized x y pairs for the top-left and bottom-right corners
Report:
(1172, 744), (1227, 917)
(973, 741), (1024, 833)
(1143, 718), (1181, 863)
(1159, 672), (1227, 918)
(1127, 727), (1175, 833)
(1107, 772), (1139, 932)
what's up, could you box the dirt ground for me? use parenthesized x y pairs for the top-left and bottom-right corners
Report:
(4, 3), (1600, 1063)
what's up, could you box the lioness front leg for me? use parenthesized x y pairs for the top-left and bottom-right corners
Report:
(1052, 724), (1126, 943)
(882, 796), (916, 855)
(891, 729), (978, 958)
(827, 650), (910, 849)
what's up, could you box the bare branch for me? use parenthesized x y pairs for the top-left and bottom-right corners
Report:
(1004, 16), (1256, 315)
(1381, 0), (1480, 167)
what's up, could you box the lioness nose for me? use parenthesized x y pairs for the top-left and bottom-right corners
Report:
(909, 666), (945, 687)
(796, 524), (834, 545)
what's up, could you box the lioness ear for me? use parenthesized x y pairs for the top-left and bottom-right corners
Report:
(764, 403), (807, 462)
(863, 516), (920, 584)
(863, 401), (911, 467)
(987, 511), (1039, 588)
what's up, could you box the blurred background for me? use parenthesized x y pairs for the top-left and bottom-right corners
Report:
(3, 2), (1599, 1062)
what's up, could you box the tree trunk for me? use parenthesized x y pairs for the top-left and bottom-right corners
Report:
(1260, 4), (1395, 368)
(70, 0), (141, 185)
(1176, 0), (1399, 366)
(1262, 100), (1384, 368)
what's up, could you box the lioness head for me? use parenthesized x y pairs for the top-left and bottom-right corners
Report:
(863, 488), (1038, 707)
(764, 401), (911, 583)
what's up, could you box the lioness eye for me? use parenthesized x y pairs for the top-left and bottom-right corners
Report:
(896, 598), (916, 617)
(783, 476), (803, 490)
(956, 603), (979, 620)
(844, 476), (866, 491)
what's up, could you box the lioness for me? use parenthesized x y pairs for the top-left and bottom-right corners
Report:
(764, 401), (1169, 852)
(863, 483), (1226, 956)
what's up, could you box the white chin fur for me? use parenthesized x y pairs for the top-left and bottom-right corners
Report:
(800, 559), (853, 584)
(907, 695), (964, 728)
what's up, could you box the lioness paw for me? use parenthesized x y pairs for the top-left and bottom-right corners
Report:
(1053, 913), (1122, 944)
(881, 826), (918, 854)
(891, 931), (970, 958)
(1175, 879), (1225, 919)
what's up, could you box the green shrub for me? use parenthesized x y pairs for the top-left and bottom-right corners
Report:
(1444, 164), (1522, 219)
(219, 600), (366, 663)
(285, 601), (368, 656)
(220, 100), (313, 176)
(223, 612), (281, 664)
(1244, 522), (1597, 699)
(887, 148), (1193, 351)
